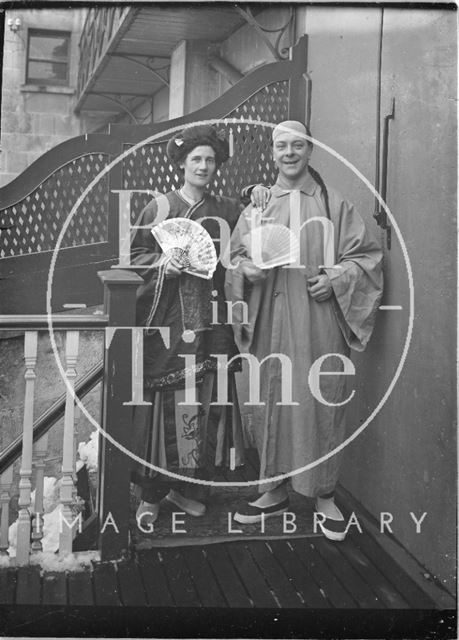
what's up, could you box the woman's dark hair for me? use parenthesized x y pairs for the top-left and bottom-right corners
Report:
(166, 124), (230, 168)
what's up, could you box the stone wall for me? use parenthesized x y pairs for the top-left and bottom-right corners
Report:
(0, 9), (87, 186)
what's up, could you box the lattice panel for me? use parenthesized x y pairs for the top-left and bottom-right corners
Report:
(0, 154), (110, 258)
(122, 81), (289, 220)
(122, 141), (182, 222)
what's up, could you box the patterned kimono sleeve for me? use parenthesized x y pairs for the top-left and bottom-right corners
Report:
(130, 198), (170, 327)
(130, 198), (164, 277)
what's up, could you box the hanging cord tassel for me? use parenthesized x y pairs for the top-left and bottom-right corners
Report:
(228, 128), (234, 158)
(145, 257), (169, 333)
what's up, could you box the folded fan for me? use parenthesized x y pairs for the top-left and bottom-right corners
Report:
(151, 217), (218, 279)
(242, 223), (300, 269)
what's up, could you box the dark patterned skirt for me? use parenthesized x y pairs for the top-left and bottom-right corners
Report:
(131, 372), (245, 502)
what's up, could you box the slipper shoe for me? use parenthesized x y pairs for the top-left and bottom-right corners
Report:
(164, 489), (206, 517)
(136, 500), (160, 527)
(234, 498), (290, 524)
(315, 504), (347, 541)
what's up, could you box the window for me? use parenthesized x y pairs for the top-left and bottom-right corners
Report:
(26, 29), (70, 86)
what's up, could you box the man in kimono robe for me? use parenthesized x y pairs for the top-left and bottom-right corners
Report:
(226, 121), (383, 540)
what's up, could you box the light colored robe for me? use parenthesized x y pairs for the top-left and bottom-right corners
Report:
(225, 171), (383, 497)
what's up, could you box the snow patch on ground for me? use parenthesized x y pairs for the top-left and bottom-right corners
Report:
(30, 549), (100, 572)
(5, 430), (99, 567)
(77, 430), (99, 472)
(8, 478), (62, 558)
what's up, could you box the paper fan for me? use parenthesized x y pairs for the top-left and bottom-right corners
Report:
(242, 223), (300, 269)
(151, 217), (217, 279)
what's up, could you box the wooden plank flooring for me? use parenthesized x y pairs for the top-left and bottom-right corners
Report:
(0, 567), (17, 604)
(0, 467), (452, 614)
(159, 548), (201, 607)
(182, 546), (227, 607)
(248, 540), (305, 608)
(225, 542), (278, 607)
(68, 568), (94, 606)
(204, 543), (253, 607)
(137, 549), (174, 607)
(0, 531), (447, 610)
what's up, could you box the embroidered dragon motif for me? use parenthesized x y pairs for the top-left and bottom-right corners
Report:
(180, 408), (206, 467)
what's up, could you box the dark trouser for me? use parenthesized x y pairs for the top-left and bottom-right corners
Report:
(319, 491), (335, 500)
(132, 469), (210, 504)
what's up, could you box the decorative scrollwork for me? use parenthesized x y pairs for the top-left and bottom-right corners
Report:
(89, 92), (140, 124)
(145, 57), (171, 85)
(235, 6), (295, 61)
(111, 53), (170, 87)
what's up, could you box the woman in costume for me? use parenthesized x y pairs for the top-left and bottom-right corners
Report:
(130, 124), (244, 524)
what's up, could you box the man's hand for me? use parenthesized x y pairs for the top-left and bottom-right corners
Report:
(251, 185), (271, 211)
(241, 260), (268, 284)
(307, 274), (333, 302)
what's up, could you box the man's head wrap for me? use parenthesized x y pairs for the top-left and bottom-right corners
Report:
(167, 124), (230, 167)
(272, 120), (312, 146)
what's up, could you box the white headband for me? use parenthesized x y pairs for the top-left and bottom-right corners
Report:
(272, 120), (308, 142)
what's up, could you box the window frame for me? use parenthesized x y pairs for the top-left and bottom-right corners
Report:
(26, 28), (71, 87)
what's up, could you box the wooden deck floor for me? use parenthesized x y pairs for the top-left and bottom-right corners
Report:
(0, 532), (445, 609)
(0, 451), (455, 637)
(0, 530), (455, 638)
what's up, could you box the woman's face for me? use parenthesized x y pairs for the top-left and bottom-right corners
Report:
(180, 145), (217, 189)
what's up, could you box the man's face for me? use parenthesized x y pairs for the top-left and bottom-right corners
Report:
(272, 131), (311, 181)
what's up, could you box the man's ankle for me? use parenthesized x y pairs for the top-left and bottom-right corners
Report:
(252, 488), (287, 507)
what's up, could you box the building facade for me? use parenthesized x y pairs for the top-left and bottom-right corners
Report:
(1, 5), (294, 186)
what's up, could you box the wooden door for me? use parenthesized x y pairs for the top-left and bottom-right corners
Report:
(338, 8), (456, 591)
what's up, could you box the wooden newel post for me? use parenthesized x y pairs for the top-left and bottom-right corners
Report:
(97, 269), (143, 561)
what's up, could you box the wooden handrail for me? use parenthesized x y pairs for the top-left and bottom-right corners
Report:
(0, 361), (103, 475)
(0, 314), (109, 330)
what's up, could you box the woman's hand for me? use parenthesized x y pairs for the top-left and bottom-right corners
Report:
(241, 260), (268, 284)
(164, 257), (183, 278)
(250, 185), (271, 211)
(307, 274), (333, 302)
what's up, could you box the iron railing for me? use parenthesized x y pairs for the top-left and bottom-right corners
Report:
(76, 6), (134, 108)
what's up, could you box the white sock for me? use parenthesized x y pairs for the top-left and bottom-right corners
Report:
(250, 489), (287, 508)
(316, 496), (343, 520)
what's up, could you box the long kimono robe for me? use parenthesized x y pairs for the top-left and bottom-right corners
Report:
(225, 171), (383, 497)
(129, 190), (244, 494)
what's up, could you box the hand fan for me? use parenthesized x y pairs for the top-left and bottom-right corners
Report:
(242, 223), (300, 269)
(151, 217), (218, 279)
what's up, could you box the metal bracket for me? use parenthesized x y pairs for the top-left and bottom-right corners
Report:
(235, 6), (295, 61)
(109, 53), (170, 87)
(88, 93), (140, 124)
